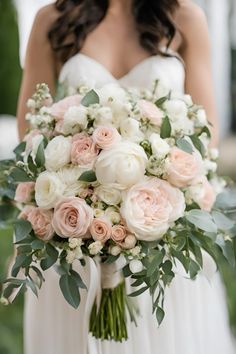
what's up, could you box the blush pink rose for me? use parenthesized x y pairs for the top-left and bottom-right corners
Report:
(166, 147), (202, 188)
(121, 176), (185, 241)
(111, 225), (127, 243)
(26, 207), (54, 241)
(138, 99), (164, 126)
(19, 205), (35, 220)
(52, 196), (93, 238)
(50, 95), (82, 120)
(92, 126), (121, 150)
(15, 182), (35, 203)
(191, 177), (216, 212)
(89, 218), (112, 243)
(71, 133), (99, 166)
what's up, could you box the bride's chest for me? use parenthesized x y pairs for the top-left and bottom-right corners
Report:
(59, 52), (185, 93)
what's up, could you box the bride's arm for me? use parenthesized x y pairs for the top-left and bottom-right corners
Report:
(174, 1), (219, 146)
(17, 5), (59, 141)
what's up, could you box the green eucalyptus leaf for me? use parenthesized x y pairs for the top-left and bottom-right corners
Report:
(70, 269), (87, 289)
(176, 138), (193, 154)
(189, 134), (205, 157)
(59, 274), (81, 309)
(81, 89), (99, 107)
(156, 307), (165, 325)
(31, 239), (45, 250)
(129, 286), (148, 297)
(160, 116), (171, 138)
(10, 167), (33, 182)
(13, 141), (26, 158)
(35, 140), (45, 167)
(26, 278), (38, 297)
(186, 210), (217, 233)
(78, 170), (97, 182)
(212, 211), (234, 231)
(14, 219), (32, 242)
(155, 96), (168, 108)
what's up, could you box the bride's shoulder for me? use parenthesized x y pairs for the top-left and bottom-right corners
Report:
(174, 0), (208, 37)
(32, 4), (60, 37)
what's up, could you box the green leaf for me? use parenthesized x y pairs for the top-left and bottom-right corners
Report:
(176, 138), (193, 154)
(212, 211), (234, 231)
(189, 134), (205, 157)
(147, 250), (164, 277)
(186, 210), (217, 233)
(81, 89), (99, 107)
(78, 170), (97, 182)
(31, 266), (45, 288)
(31, 239), (45, 250)
(155, 96), (168, 108)
(156, 307), (165, 325)
(26, 278), (38, 297)
(162, 260), (173, 274)
(70, 270), (87, 289)
(171, 249), (190, 273)
(173, 236), (186, 251)
(13, 141), (26, 157)
(35, 141), (45, 167)
(59, 274), (81, 308)
(46, 243), (59, 262)
(123, 264), (132, 278)
(189, 259), (200, 279)
(160, 116), (171, 138)
(40, 256), (57, 271)
(14, 219), (32, 242)
(128, 286), (148, 297)
(10, 167), (33, 182)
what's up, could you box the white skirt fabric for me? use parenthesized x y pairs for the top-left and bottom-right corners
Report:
(24, 255), (236, 354)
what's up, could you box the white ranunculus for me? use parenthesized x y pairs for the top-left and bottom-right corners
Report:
(104, 206), (121, 224)
(95, 141), (147, 187)
(129, 260), (143, 274)
(149, 133), (170, 158)
(30, 134), (44, 162)
(45, 136), (72, 171)
(95, 184), (122, 205)
(62, 105), (88, 135)
(35, 171), (65, 209)
(120, 118), (144, 142)
(56, 165), (86, 197)
(164, 99), (188, 120)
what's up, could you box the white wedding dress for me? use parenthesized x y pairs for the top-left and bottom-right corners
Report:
(24, 49), (236, 354)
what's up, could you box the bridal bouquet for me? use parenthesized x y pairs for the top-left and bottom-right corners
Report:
(0, 81), (235, 341)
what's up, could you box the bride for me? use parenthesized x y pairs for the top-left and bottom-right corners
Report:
(16, 0), (235, 353)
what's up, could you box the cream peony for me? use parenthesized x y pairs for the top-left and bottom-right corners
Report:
(35, 171), (65, 209)
(120, 177), (185, 241)
(95, 141), (147, 187)
(56, 165), (87, 197)
(52, 196), (94, 238)
(50, 94), (82, 120)
(45, 136), (72, 171)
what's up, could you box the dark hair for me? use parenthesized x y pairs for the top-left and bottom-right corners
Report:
(49, 0), (179, 63)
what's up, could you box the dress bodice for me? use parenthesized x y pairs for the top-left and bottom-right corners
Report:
(59, 49), (185, 93)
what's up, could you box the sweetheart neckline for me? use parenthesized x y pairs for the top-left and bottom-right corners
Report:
(59, 47), (185, 82)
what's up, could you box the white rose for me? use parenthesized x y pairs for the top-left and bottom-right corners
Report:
(88, 241), (103, 255)
(62, 105), (88, 134)
(92, 106), (113, 127)
(149, 133), (170, 158)
(56, 165), (86, 197)
(35, 171), (65, 209)
(30, 134), (44, 162)
(164, 99), (188, 120)
(104, 206), (121, 224)
(95, 141), (147, 187)
(196, 109), (207, 126)
(95, 184), (122, 205)
(45, 136), (71, 171)
(120, 118), (144, 143)
(109, 245), (122, 256)
(129, 260), (143, 274)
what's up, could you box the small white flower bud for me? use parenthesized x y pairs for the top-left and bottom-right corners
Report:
(129, 260), (143, 274)
(109, 245), (122, 256)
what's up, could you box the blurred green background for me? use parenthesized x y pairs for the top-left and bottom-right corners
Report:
(0, 1), (236, 354)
